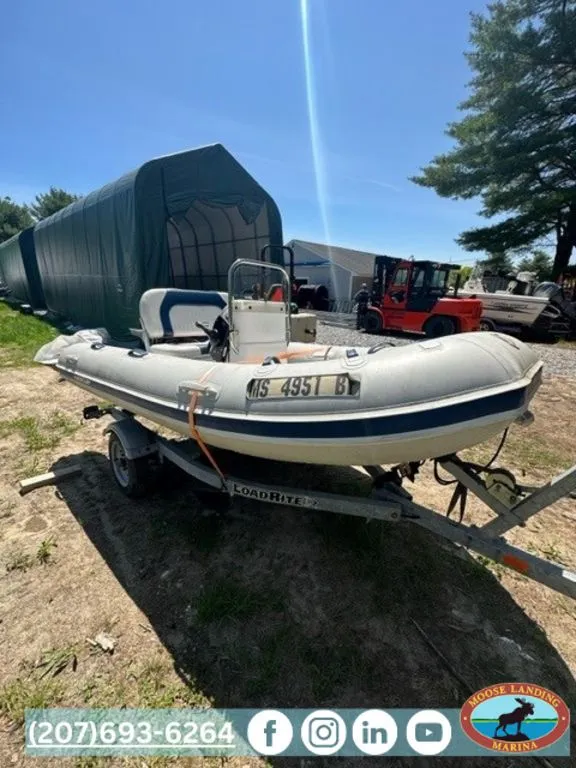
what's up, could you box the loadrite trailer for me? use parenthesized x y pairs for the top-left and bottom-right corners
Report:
(81, 404), (576, 601)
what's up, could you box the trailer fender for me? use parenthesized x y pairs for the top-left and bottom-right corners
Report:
(103, 418), (159, 460)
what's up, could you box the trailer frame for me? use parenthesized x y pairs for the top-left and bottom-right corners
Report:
(83, 405), (576, 601)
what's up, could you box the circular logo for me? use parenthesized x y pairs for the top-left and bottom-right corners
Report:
(246, 710), (293, 755)
(351, 709), (398, 755)
(406, 710), (452, 756)
(300, 709), (347, 756)
(460, 682), (570, 753)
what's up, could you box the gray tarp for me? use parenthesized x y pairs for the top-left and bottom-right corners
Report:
(0, 227), (46, 308)
(33, 144), (284, 339)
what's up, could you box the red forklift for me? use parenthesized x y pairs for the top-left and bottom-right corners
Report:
(363, 256), (483, 337)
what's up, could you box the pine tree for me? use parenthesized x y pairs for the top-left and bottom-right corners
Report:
(411, 0), (576, 279)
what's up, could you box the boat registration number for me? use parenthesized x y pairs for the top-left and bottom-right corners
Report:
(248, 374), (351, 400)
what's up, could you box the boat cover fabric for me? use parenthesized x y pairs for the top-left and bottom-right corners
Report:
(0, 227), (46, 308)
(33, 328), (111, 366)
(32, 144), (284, 339)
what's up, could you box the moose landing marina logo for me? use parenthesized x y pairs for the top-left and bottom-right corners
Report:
(460, 683), (570, 753)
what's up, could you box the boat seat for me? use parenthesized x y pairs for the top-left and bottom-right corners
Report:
(138, 288), (227, 355)
(147, 340), (211, 359)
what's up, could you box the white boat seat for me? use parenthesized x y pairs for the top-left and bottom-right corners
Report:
(138, 288), (227, 354)
(148, 341), (211, 359)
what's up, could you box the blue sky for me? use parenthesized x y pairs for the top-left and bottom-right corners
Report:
(1, 0), (492, 264)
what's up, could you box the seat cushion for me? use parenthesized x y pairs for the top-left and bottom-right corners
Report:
(149, 341), (210, 359)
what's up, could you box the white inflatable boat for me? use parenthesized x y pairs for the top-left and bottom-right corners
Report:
(35, 260), (544, 467)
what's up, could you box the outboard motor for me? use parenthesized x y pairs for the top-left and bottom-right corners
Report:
(534, 281), (576, 324)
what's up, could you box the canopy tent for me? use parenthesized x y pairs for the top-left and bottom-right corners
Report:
(33, 144), (284, 339)
(0, 227), (46, 308)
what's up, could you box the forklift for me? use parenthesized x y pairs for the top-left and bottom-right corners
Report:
(362, 256), (483, 337)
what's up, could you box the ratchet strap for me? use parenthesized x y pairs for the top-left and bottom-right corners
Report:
(446, 482), (468, 523)
(188, 366), (227, 490)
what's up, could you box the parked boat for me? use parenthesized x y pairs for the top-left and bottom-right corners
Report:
(458, 267), (571, 337)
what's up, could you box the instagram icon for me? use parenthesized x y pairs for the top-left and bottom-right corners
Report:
(301, 710), (347, 755)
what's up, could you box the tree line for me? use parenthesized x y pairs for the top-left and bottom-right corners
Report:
(0, 188), (80, 244)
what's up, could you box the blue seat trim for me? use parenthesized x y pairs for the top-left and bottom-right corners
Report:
(159, 290), (227, 336)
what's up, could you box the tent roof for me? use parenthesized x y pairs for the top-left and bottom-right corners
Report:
(31, 144), (284, 338)
(35, 143), (281, 230)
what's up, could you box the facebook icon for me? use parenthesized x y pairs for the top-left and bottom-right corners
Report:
(247, 710), (294, 755)
(264, 719), (277, 747)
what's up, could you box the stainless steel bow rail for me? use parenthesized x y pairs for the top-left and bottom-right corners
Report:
(83, 405), (576, 600)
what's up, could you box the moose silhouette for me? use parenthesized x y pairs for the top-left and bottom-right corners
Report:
(494, 698), (535, 738)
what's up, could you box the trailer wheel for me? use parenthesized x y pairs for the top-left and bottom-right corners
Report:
(108, 432), (152, 498)
(363, 310), (383, 334)
(479, 318), (496, 332)
(424, 316), (456, 338)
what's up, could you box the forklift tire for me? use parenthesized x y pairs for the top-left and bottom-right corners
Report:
(424, 316), (456, 338)
(363, 310), (383, 334)
(108, 432), (154, 499)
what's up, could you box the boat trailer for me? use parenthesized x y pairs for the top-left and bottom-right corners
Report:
(83, 405), (576, 601)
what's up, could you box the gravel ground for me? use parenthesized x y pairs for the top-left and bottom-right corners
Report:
(314, 312), (576, 379)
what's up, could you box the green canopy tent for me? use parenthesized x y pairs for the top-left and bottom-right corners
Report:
(33, 144), (284, 339)
(0, 227), (46, 309)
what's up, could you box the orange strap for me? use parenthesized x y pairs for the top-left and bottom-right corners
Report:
(188, 366), (227, 489)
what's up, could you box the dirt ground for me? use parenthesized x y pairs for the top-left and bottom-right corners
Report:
(0, 365), (575, 768)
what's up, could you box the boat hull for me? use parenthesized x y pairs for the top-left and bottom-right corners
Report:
(45, 331), (544, 467)
(459, 290), (548, 326)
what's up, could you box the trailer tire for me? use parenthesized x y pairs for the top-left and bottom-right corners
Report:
(363, 310), (383, 334)
(479, 318), (496, 332)
(108, 432), (153, 498)
(424, 316), (456, 338)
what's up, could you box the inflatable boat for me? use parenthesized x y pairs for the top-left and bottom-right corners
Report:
(34, 259), (543, 467)
(36, 328), (543, 468)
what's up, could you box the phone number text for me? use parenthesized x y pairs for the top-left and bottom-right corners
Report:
(28, 719), (237, 749)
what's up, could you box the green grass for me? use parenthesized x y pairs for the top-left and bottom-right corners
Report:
(5, 550), (34, 572)
(0, 677), (64, 726)
(5, 538), (59, 573)
(36, 537), (58, 565)
(474, 554), (508, 582)
(79, 661), (211, 710)
(462, 429), (568, 474)
(0, 411), (79, 453)
(136, 661), (209, 708)
(0, 302), (57, 368)
(34, 645), (78, 678)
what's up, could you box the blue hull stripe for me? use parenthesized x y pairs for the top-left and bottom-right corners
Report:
(63, 372), (527, 440)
